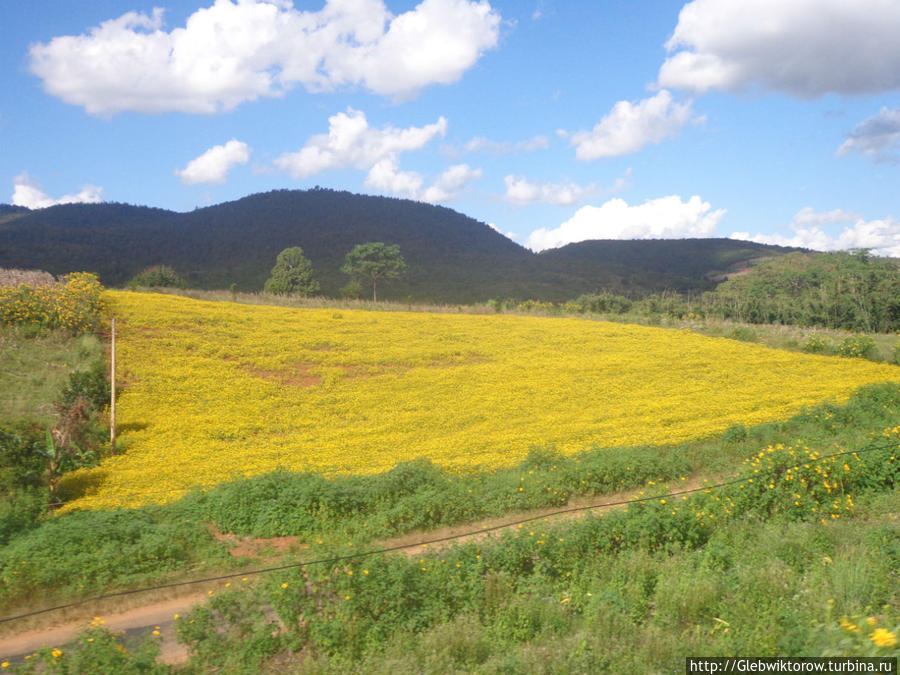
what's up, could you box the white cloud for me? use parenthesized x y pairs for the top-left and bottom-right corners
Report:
(29, 0), (501, 115)
(462, 135), (549, 155)
(488, 222), (518, 239)
(527, 195), (725, 251)
(731, 208), (900, 257)
(503, 168), (631, 207)
(421, 163), (482, 202)
(658, 0), (900, 97)
(837, 107), (900, 162)
(566, 90), (699, 160)
(503, 176), (594, 207)
(274, 108), (447, 178)
(791, 206), (861, 228)
(176, 139), (251, 185)
(364, 158), (425, 197)
(11, 172), (103, 209)
(273, 107), (474, 203)
(364, 159), (481, 203)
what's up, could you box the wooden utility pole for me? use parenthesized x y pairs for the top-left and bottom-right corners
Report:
(110, 316), (116, 453)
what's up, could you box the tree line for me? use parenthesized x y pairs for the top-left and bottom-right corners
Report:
(264, 242), (407, 302)
(555, 250), (900, 333)
(124, 247), (900, 334)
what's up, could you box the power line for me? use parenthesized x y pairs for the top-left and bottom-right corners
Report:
(1, 444), (887, 626)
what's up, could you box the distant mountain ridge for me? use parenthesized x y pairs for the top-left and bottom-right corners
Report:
(0, 189), (801, 302)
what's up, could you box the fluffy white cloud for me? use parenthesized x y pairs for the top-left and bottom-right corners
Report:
(503, 168), (631, 207)
(732, 208), (900, 257)
(565, 90), (698, 160)
(658, 0), (900, 97)
(527, 195), (725, 251)
(364, 159), (481, 203)
(503, 176), (594, 207)
(364, 158), (425, 197)
(274, 108), (447, 178)
(273, 107), (474, 202)
(11, 172), (103, 209)
(837, 107), (900, 162)
(176, 139), (251, 185)
(29, 0), (501, 115)
(421, 163), (483, 202)
(462, 135), (549, 155)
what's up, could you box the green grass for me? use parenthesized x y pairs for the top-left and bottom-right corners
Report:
(0, 328), (104, 427)
(173, 430), (899, 672)
(32, 427), (896, 674)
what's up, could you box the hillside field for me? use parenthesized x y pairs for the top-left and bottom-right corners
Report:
(60, 291), (900, 511)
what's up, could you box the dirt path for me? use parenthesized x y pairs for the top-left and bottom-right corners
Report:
(0, 475), (710, 666)
(0, 592), (208, 665)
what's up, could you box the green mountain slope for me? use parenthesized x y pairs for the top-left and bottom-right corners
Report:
(0, 189), (800, 302)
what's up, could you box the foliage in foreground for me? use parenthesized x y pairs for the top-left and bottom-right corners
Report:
(0, 272), (106, 334)
(7, 417), (897, 673)
(0, 331), (111, 544)
(177, 426), (900, 672)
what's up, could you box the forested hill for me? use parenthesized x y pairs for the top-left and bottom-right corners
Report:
(537, 238), (799, 295)
(0, 189), (800, 302)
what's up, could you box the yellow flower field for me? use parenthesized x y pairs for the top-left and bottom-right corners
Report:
(61, 291), (900, 510)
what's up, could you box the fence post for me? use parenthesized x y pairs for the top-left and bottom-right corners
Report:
(110, 316), (116, 453)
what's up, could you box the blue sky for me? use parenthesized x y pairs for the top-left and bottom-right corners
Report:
(2, 0), (899, 254)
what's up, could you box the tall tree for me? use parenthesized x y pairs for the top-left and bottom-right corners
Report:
(264, 247), (320, 296)
(341, 242), (407, 301)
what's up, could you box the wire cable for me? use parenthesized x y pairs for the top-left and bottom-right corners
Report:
(2, 443), (890, 625)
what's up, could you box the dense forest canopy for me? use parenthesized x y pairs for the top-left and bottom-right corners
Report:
(0, 188), (803, 303)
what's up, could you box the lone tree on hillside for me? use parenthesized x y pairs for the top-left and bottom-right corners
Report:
(264, 247), (320, 296)
(341, 242), (407, 302)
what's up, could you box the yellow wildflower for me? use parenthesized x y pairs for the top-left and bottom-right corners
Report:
(870, 628), (897, 648)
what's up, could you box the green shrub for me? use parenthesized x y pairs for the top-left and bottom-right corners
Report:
(573, 293), (633, 314)
(59, 360), (110, 414)
(0, 507), (231, 604)
(127, 265), (184, 288)
(340, 280), (363, 299)
(803, 334), (833, 354)
(12, 626), (165, 674)
(0, 272), (106, 334)
(722, 423), (748, 443)
(728, 327), (757, 342)
(0, 488), (47, 546)
(837, 335), (877, 360)
(0, 426), (46, 489)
